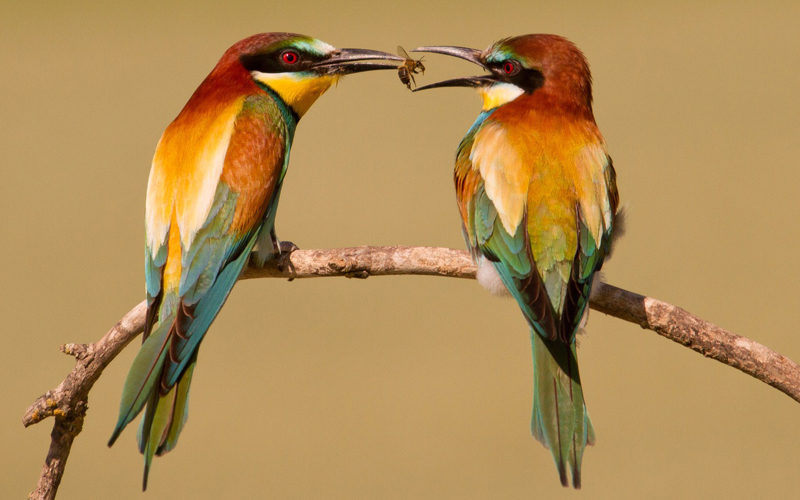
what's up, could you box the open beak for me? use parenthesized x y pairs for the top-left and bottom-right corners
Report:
(313, 48), (404, 75)
(410, 45), (499, 91)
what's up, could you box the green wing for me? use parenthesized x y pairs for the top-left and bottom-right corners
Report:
(111, 94), (290, 489)
(456, 119), (558, 341)
(558, 155), (619, 342)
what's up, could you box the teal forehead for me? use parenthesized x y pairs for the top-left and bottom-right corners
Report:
(275, 37), (335, 56)
(484, 45), (514, 63)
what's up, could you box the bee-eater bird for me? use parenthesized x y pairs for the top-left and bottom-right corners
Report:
(412, 35), (620, 488)
(107, 32), (402, 489)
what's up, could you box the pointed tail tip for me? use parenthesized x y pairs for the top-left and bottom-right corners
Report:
(107, 428), (122, 448)
(558, 461), (568, 487)
(557, 465), (582, 489)
(109, 412), (135, 448)
(572, 468), (582, 489)
(142, 463), (151, 491)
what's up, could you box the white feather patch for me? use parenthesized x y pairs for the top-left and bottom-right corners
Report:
(476, 256), (512, 297)
(589, 272), (605, 300)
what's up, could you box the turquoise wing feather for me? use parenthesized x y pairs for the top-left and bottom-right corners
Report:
(456, 117), (558, 341)
(110, 184), (261, 485)
(559, 155), (618, 343)
(110, 95), (290, 489)
(455, 114), (610, 488)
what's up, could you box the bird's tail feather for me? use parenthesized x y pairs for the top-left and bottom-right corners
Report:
(108, 315), (175, 448)
(109, 232), (260, 488)
(530, 330), (594, 488)
(107, 307), (197, 490)
(138, 354), (196, 490)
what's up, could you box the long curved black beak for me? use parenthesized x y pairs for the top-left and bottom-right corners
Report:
(412, 46), (484, 65)
(313, 48), (404, 75)
(411, 45), (498, 91)
(411, 75), (497, 91)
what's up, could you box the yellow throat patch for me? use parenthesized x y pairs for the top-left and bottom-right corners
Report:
(478, 82), (524, 111)
(252, 71), (340, 117)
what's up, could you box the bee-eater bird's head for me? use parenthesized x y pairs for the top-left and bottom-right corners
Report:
(412, 35), (592, 115)
(205, 32), (403, 118)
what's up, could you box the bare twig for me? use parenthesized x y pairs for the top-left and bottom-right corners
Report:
(24, 302), (146, 500)
(590, 282), (800, 401)
(23, 246), (800, 499)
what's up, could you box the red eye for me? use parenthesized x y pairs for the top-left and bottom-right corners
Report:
(282, 51), (299, 64)
(503, 61), (518, 75)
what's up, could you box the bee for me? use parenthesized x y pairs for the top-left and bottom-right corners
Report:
(397, 46), (426, 89)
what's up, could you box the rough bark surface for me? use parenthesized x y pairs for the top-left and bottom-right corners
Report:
(590, 282), (800, 401)
(23, 246), (800, 499)
(25, 301), (146, 500)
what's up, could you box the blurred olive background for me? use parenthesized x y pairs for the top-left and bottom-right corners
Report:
(3, 1), (800, 498)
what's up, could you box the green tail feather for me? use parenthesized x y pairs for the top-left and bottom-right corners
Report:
(138, 356), (196, 490)
(107, 304), (198, 490)
(110, 231), (260, 489)
(108, 315), (174, 448)
(530, 330), (595, 488)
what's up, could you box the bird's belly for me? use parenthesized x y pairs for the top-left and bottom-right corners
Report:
(476, 255), (512, 297)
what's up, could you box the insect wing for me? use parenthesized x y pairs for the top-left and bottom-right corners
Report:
(397, 45), (412, 60)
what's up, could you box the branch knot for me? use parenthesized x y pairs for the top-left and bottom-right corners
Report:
(61, 343), (90, 360)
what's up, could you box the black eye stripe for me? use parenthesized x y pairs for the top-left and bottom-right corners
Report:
(490, 61), (544, 94)
(240, 50), (319, 73)
(240, 53), (285, 73)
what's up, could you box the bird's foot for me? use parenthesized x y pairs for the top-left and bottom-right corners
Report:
(278, 240), (299, 256)
(277, 240), (299, 278)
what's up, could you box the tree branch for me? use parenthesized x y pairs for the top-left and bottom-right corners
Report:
(24, 302), (146, 500)
(23, 246), (800, 499)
